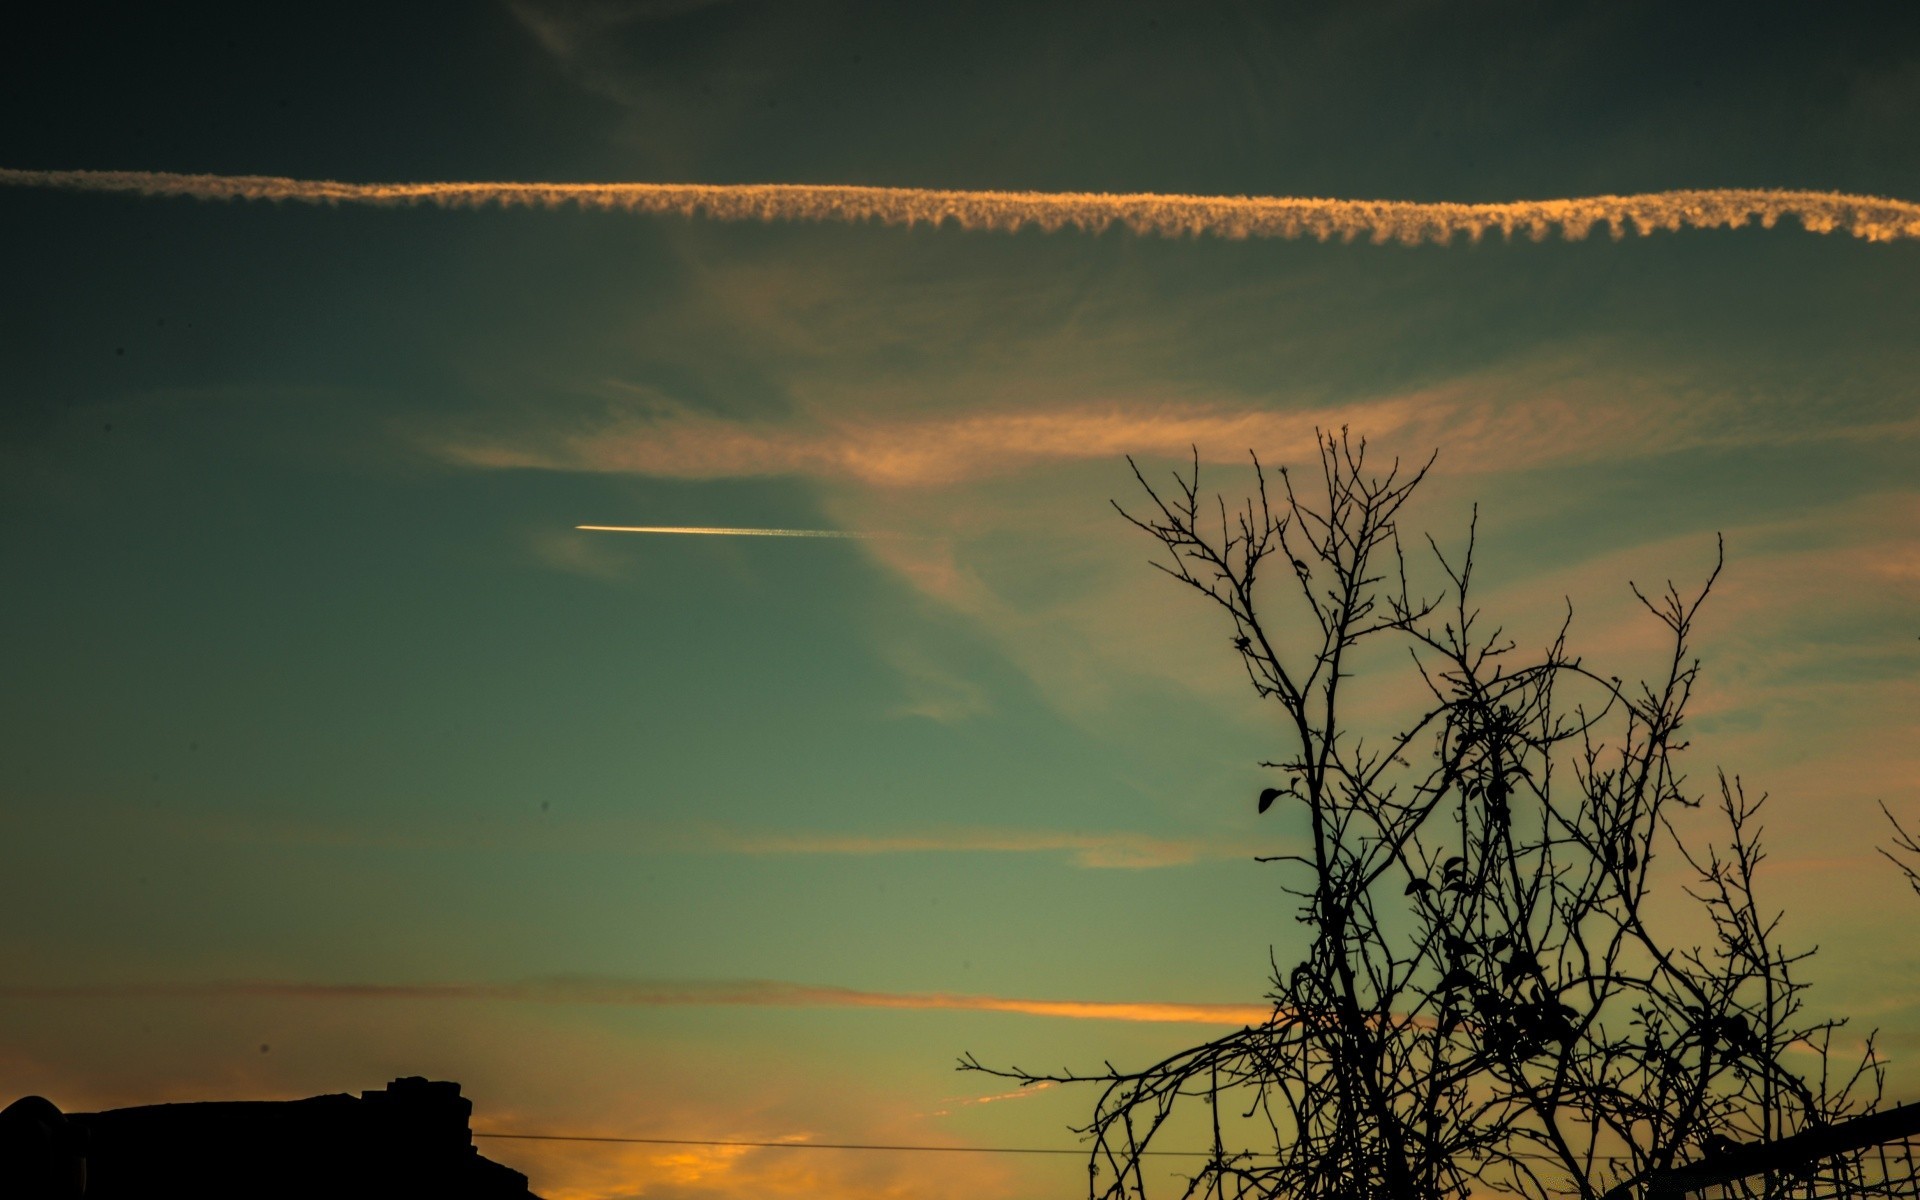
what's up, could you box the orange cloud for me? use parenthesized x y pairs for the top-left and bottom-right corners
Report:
(941, 1080), (1060, 1110)
(447, 377), (1918, 493)
(4, 168), (1917, 242)
(439, 393), (1512, 487)
(445, 396), (1428, 487)
(478, 1127), (1048, 1200)
(0, 977), (1272, 1025)
(458, 1056), (1054, 1200)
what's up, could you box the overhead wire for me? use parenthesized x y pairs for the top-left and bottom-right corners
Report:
(472, 1131), (1220, 1157)
(472, 1132), (1636, 1166)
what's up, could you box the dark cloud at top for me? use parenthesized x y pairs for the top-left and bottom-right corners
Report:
(4, 0), (1917, 198)
(500, 0), (1920, 200)
(0, 1), (616, 179)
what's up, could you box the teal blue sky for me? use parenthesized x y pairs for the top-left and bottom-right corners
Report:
(3, 4), (1918, 1198)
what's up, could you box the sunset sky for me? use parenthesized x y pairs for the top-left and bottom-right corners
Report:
(3, 3), (1918, 1198)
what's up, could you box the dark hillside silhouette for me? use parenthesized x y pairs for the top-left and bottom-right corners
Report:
(0, 1076), (538, 1199)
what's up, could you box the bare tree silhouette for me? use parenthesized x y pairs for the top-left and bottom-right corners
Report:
(961, 431), (1883, 1200)
(1878, 803), (1920, 900)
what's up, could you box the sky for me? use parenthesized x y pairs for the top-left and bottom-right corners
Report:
(2, 2), (1918, 1197)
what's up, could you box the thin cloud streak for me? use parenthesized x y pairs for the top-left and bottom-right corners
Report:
(455, 380), (1920, 493)
(719, 827), (1236, 869)
(576, 524), (880, 538)
(5, 168), (1918, 243)
(450, 399), (1422, 487)
(440, 390), (1704, 490)
(17, 801), (1248, 868)
(0, 978), (1273, 1026)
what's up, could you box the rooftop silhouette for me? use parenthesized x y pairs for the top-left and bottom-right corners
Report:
(0, 1076), (540, 1199)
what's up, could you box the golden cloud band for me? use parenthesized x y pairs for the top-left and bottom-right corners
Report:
(4, 167), (1918, 243)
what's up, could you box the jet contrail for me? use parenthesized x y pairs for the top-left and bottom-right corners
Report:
(4, 167), (1918, 243)
(576, 524), (877, 538)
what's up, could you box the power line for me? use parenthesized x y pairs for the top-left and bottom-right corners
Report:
(473, 1131), (1641, 1166)
(472, 1136), (1643, 1167)
(473, 1132), (1216, 1158)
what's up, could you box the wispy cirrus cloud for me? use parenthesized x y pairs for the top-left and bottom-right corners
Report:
(5, 167), (1918, 243)
(61, 801), (1251, 870)
(445, 396), (1367, 486)
(716, 826), (1241, 869)
(0, 977), (1273, 1025)
(451, 366), (1917, 732)
(443, 373), (1920, 494)
(439, 390), (1610, 489)
(575, 524), (888, 538)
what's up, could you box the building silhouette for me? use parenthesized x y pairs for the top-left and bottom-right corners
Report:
(0, 1076), (540, 1199)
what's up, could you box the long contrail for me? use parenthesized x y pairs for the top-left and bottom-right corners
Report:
(4, 166), (1917, 243)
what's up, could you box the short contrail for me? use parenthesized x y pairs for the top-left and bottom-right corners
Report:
(4, 166), (1918, 243)
(576, 524), (876, 538)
